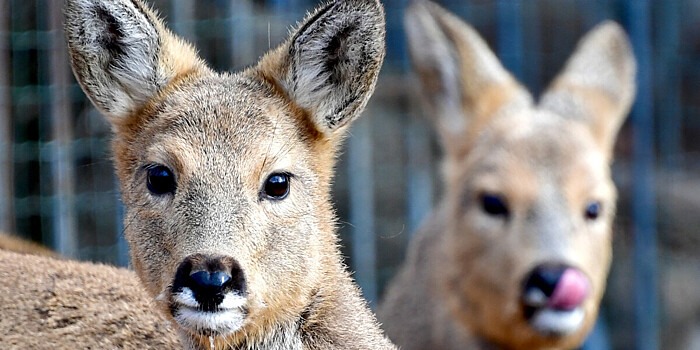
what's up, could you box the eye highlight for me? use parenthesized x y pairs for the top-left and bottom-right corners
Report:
(480, 193), (509, 217)
(585, 201), (602, 220)
(146, 165), (176, 195)
(262, 172), (291, 200)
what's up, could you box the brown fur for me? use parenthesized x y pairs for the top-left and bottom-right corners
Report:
(64, 0), (393, 349)
(0, 233), (57, 257)
(379, 2), (635, 349)
(0, 249), (179, 349)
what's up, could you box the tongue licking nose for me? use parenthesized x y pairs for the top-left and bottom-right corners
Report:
(522, 264), (590, 311)
(548, 268), (589, 310)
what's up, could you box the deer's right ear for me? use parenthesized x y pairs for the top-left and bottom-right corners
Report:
(404, 1), (531, 152)
(257, 0), (386, 136)
(64, 0), (207, 123)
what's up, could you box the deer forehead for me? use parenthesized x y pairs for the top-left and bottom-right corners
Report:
(457, 113), (612, 203)
(125, 75), (314, 180)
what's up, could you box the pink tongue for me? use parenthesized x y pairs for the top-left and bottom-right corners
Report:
(548, 268), (589, 310)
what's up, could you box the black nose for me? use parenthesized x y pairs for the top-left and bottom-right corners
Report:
(173, 254), (246, 311)
(522, 263), (590, 318)
(190, 270), (231, 288)
(523, 264), (566, 298)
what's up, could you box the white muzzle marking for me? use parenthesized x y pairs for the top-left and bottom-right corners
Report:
(530, 307), (585, 336)
(172, 287), (248, 334)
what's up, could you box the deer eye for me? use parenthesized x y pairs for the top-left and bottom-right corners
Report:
(480, 193), (509, 217)
(146, 165), (176, 195)
(584, 201), (602, 220)
(262, 173), (290, 200)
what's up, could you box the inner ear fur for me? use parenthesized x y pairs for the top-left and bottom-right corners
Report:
(64, 0), (208, 123)
(256, 0), (386, 136)
(540, 21), (637, 154)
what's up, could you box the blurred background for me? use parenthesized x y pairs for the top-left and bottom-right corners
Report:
(0, 0), (698, 349)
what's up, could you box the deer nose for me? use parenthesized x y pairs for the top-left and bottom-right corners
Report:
(190, 270), (231, 289)
(173, 254), (247, 312)
(522, 264), (589, 311)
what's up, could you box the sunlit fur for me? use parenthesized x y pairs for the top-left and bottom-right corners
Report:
(379, 2), (635, 349)
(0, 249), (180, 348)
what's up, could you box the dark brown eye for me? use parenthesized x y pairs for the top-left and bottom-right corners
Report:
(147, 165), (176, 195)
(585, 201), (602, 220)
(480, 193), (509, 218)
(263, 173), (290, 200)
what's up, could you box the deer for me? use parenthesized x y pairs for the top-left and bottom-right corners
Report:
(379, 1), (636, 349)
(62, 0), (395, 348)
(0, 233), (179, 348)
(0, 248), (180, 349)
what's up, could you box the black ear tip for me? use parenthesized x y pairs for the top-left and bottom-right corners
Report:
(345, 0), (383, 10)
(334, 0), (385, 22)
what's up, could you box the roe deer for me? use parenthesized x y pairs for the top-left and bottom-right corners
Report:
(0, 249), (179, 349)
(379, 2), (636, 349)
(64, 0), (394, 349)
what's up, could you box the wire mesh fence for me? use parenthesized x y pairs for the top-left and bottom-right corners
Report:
(1, 0), (699, 349)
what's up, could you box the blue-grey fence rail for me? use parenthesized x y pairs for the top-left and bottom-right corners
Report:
(625, 2), (659, 350)
(3, 0), (699, 349)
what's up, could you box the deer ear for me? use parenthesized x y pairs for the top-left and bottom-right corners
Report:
(257, 0), (386, 135)
(64, 0), (207, 123)
(404, 1), (531, 152)
(540, 21), (636, 155)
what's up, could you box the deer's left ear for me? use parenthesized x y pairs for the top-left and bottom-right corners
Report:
(540, 21), (636, 155)
(257, 0), (386, 135)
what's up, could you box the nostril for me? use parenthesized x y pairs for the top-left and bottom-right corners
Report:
(172, 254), (248, 312)
(190, 270), (231, 288)
(524, 265), (566, 298)
(228, 261), (246, 295)
(522, 264), (590, 311)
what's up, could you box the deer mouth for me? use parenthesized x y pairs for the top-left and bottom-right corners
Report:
(521, 265), (590, 336)
(523, 305), (586, 336)
(165, 254), (250, 335)
(168, 287), (249, 336)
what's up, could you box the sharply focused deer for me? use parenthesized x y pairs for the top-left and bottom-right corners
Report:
(379, 2), (635, 349)
(62, 0), (394, 348)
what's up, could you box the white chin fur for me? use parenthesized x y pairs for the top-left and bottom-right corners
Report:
(530, 307), (585, 336)
(175, 307), (247, 334)
(172, 288), (248, 334)
(173, 288), (247, 310)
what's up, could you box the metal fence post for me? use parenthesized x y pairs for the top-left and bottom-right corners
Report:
(228, 0), (255, 69)
(348, 115), (378, 307)
(116, 186), (129, 267)
(48, 0), (77, 257)
(520, 0), (541, 95)
(496, 0), (524, 81)
(656, 1), (681, 169)
(625, 1), (659, 349)
(0, 0), (15, 235)
(171, 0), (196, 42)
(404, 106), (433, 235)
